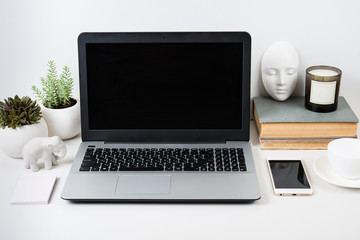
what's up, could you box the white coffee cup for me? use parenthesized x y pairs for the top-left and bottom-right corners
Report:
(328, 138), (360, 179)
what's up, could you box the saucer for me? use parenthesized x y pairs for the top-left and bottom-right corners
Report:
(313, 156), (360, 188)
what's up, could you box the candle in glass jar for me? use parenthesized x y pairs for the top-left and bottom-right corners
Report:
(305, 66), (342, 113)
(309, 69), (338, 77)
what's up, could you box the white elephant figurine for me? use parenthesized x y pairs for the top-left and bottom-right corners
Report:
(22, 136), (67, 172)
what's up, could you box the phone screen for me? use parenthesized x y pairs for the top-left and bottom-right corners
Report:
(268, 160), (311, 189)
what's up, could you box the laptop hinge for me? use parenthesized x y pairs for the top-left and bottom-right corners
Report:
(103, 140), (226, 144)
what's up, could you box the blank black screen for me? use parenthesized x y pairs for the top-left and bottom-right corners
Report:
(86, 42), (243, 130)
(269, 160), (311, 189)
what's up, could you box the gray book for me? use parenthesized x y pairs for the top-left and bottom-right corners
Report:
(253, 96), (359, 123)
(253, 96), (358, 139)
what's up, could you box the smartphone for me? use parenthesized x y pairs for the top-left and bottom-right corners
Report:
(266, 157), (313, 196)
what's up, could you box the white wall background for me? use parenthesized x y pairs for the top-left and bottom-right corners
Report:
(1, 0), (360, 120)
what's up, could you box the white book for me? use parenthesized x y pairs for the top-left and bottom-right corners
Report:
(10, 175), (57, 205)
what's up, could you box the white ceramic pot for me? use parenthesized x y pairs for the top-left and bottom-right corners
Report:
(41, 100), (80, 140)
(0, 118), (48, 158)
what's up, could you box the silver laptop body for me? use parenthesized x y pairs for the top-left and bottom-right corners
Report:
(61, 32), (261, 202)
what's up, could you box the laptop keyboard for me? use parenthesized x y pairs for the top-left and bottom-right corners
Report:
(79, 147), (247, 172)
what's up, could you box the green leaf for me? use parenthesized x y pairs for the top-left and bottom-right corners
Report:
(32, 60), (74, 109)
(0, 95), (41, 128)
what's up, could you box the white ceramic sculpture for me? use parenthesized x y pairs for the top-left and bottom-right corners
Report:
(261, 41), (299, 101)
(22, 136), (67, 172)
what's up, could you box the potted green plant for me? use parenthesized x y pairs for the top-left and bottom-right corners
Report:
(0, 95), (48, 158)
(32, 60), (80, 139)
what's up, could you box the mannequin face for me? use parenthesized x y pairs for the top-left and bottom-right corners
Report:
(261, 42), (299, 101)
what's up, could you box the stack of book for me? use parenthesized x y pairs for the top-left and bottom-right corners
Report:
(253, 96), (359, 150)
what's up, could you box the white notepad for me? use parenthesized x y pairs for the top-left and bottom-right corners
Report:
(10, 175), (57, 205)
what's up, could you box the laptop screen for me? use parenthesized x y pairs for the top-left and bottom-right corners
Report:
(86, 42), (243, 130)
(78, 32), (251, 142)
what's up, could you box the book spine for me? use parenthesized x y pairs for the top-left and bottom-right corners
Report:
(257, 122), (357, 138)
(258, 136), (357, 150)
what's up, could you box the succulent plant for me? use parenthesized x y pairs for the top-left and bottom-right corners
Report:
(32, 60), (76, 109)
(0, 95), (42, 129)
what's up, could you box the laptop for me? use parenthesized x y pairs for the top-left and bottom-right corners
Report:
(61, 32), (261, 202)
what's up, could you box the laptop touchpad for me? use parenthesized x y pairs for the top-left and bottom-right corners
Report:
(115, 175), (171, 194)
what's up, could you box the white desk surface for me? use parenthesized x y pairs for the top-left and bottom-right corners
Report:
(1, 121), (359, 240)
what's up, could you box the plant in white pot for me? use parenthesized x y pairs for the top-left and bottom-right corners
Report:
(32, 60), (80, 140)
(0, 95), (48, 158)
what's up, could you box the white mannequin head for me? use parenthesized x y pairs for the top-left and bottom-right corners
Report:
(261, 41), (299, 101)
